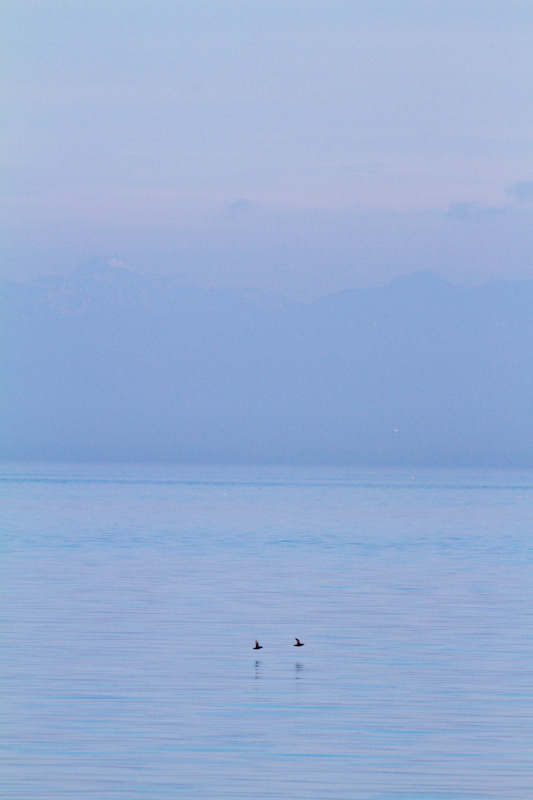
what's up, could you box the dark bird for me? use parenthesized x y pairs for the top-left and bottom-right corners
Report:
(294, 638), (304, 647)
(253, 640), (263, 650)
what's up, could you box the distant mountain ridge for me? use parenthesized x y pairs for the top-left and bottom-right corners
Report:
(2, 262), (533, 465)
(0, 257), (296, 316)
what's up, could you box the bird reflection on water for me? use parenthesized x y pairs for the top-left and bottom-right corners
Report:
(295, 663), (304, 680)
(254, 660), (262, 679)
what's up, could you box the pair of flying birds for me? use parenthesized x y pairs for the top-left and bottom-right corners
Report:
(254, 638), (304, 649)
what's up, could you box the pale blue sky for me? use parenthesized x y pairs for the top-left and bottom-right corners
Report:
(3, 0), (533, 296)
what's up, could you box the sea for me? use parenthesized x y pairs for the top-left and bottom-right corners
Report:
(2, 463), (533, 800)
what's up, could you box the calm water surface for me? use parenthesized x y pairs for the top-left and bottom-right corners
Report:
(2, 464), (533, 799)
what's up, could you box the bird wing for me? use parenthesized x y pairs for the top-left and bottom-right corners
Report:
(295, 638), (300, 644)
(255, 640), (259, 646)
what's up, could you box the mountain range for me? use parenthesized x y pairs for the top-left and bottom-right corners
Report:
(2, 258), (532, 465)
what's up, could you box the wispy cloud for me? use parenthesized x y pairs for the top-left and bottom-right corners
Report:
(507, 181), (533, 202)
(446, 201), (507, 221)
(225, 199), (253, 219)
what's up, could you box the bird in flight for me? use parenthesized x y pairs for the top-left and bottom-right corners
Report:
(294, 638), (304, 647)
(253, 640), (263, 650)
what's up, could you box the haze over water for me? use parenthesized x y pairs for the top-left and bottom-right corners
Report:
(2, 462), (533, 799)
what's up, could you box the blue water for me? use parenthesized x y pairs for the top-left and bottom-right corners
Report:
(2, 463), (533, 799)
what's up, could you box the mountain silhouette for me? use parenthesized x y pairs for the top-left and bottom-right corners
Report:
(1, 264), (532, 465)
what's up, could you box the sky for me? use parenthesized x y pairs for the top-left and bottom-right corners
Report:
(3, 0), (533, 298)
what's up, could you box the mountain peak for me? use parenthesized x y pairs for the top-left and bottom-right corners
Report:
(74, 256), (134, 278)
